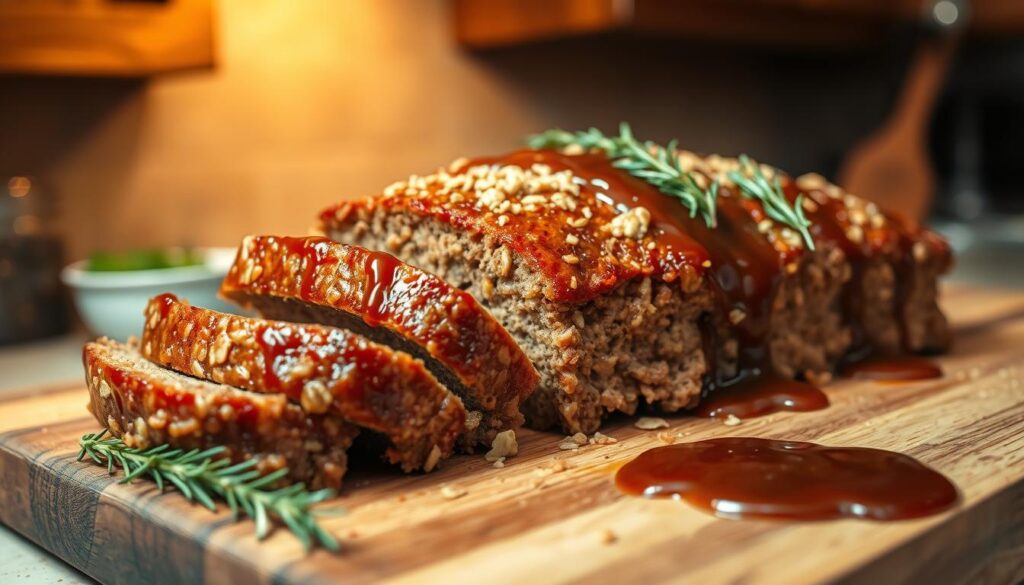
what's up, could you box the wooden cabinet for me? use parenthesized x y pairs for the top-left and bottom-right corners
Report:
(0, 0), (214, 77)
(455, 0), (1024, 49)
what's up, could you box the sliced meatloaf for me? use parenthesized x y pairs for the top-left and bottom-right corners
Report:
(139, 293), (466, 472)
(84, 338), (358, 489)
(319, 149), (951, 433)
(219, 235), (539, 446)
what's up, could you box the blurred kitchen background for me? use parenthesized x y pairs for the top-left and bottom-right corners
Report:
(0, 2), (1022, 580)
(2, 0), (1024, 354)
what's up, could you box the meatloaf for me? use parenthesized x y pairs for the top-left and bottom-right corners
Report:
(84, 338), (358, 489)
(219, 235), (539, 445)
(139, 293), (466, 472)
(319, 148), (951, 433)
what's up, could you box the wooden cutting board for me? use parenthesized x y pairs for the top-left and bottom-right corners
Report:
(2, 286), (1024, 585)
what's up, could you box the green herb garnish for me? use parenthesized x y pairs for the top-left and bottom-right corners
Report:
(77, 430), (341, 551)
(527, 123), (815, 249)
(727, 154), (814, 250)
(528, 123), (719, 228)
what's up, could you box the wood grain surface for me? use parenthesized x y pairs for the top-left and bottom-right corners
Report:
(1, 285), (1023, 585)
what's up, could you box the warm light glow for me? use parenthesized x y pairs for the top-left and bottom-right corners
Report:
(8, 176), (31, 198)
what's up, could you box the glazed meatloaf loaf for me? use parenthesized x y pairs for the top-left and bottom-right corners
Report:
(219, 235), (539, 445)
(319, 147), (951, 433)
(139, 293), (466, 472)
(85, 338), (358, 489)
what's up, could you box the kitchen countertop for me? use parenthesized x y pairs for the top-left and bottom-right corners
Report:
(0, 242), (1020, 585)
(0, 333), (95, 584)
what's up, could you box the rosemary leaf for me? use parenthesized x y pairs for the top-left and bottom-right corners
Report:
(528, 123), (719, 229)
(727, 155), (815, 250)
(77, 430), (341, 552)
(527, 123), (816, 248)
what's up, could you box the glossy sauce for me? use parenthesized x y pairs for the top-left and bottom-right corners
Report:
(615, 437), (958, 521)
(840, 355), (943, 382)
(266, 236), (342, 300)
(466, 150), (950, 386)
(469, 150), (787, 381)
(693, 375), (829, 419)
(361, 249), (403, 326)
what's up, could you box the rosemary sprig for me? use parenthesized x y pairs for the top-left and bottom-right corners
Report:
(727, 155), (815, 250)
(527, 123), (816, 249)
(528, 123), (719, 228)
(77, 430), (341, 552)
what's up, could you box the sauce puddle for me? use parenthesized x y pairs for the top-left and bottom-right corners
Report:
(694, 375), (829, 419)
(841, 355), (943, 382)
(615, 437), (957, 520)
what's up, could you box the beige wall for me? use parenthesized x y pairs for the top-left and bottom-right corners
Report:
(0, 0), (895, 260)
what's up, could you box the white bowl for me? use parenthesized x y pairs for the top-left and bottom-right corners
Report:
(62, 247), (243, 341)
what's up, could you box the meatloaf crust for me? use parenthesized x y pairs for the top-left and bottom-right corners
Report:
(219, 235), (539, 445)
(85, 338), (357, 489)
(319, 149), (951, 433)
(140, 293), (466, 472)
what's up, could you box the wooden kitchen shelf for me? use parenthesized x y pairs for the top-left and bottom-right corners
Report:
(0, 0), (214, 77)
(455, 0), (1024, 49)
(454, 0), (921, 48)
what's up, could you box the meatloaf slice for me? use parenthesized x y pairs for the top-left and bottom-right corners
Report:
(84, 338), (357, 489)
(219, 235), (538, 446)
(139, 293), (466, 472)
(319, 148), (951, 433)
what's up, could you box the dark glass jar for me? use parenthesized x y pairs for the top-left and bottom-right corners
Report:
(0, 176), (69, 345)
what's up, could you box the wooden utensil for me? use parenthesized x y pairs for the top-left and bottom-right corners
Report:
(839, 35), (959, 222)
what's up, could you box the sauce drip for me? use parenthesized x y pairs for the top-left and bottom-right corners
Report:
(840, 355), (943, 382)
(361, 249), (403, 326)
(615, 437), (958, 521)
(693, 375), (829, 419)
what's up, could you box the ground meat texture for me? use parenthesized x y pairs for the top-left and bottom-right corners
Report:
(219, 235), (538, 446)
(139, 293), (466, 472)
(319, 149), (952, 434)
(84, 339), (357, 490)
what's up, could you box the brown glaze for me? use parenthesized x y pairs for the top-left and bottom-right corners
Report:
(693, 375), (829, 419)
(465, 151), (793, 381)
(220, 235), (540, 442)
(615, 437), (958, 521)
(361, 250), (404, 327)
(141, 294), (467, 472)
(840, 355), (943, 382)
(318, 148), (953, 404)
(85, 339), (359, 489)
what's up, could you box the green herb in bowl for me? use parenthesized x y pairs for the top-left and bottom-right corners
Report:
(86, 248), (204, 272)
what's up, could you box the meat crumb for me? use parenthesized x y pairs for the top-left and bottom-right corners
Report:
(723, 414), (742, 427)
(440, 484), (468, 499)
(558, 432), (588, 451)
(657, 431), (676, 444)
(485, 429), (518, 462)
(535, 458), (571, 477)
(589, 431), (618, 445)
(635, 416), (670, 430)
(601, 529), (618, 545)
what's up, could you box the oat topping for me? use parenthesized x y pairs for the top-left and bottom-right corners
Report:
(604, 206), (651, 240)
